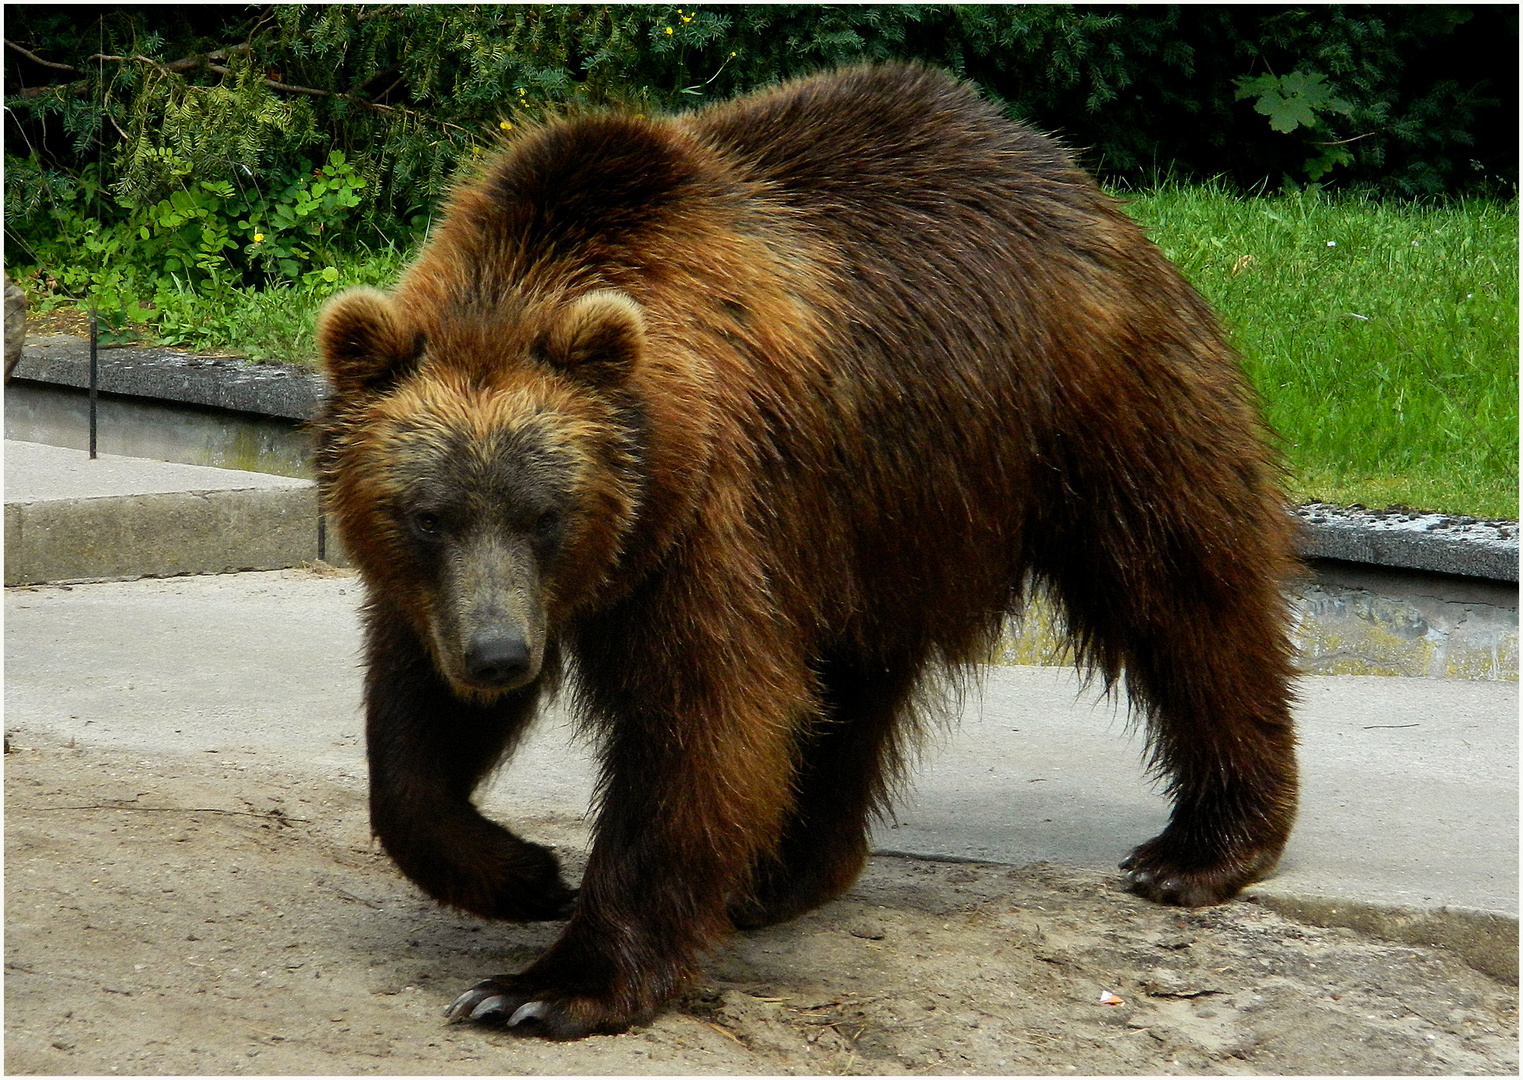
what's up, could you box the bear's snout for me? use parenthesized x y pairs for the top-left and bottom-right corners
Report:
(427, 534), (549, 696)
(464, 628), (534, 688)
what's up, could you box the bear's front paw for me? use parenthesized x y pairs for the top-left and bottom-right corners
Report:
(1120, 834), (1283, 907)
(445, 975), (651, 1040)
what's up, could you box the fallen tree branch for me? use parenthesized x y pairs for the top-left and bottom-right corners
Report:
(10, 39), (476, 141)
(84, 42), (251, 76)
(5, 37), (79, 73)
(202, 63), (479, 137)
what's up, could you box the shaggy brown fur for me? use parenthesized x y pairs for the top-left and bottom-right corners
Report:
(314, 63), (1300, 1039)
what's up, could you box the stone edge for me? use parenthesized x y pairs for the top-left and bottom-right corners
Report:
(4, 487), (326, 587)
(12, 336), (323, 421)
(1244, 890), (1519, 986)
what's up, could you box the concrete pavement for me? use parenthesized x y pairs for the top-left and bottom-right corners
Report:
(5, 567), (1516, 983)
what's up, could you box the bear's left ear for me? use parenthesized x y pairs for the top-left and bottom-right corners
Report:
(317, 287), (425, 398)
(541, 290), (645, 387)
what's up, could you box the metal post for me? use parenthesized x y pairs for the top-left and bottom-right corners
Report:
(88, 307), (98, 459)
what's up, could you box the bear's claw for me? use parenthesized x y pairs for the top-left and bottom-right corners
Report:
(445, 982), (504, 1023)
(444, 977), (614, 1038)
(507, 1000), (551, 1026)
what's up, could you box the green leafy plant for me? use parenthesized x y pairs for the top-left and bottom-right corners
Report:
(240, 150), (368, 285)
(7, 140), (377, 354)
(1235, 70), (1356, 183)
(5, 4), (1512, 261)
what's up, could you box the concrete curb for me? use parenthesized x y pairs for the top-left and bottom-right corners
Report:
(12, 335), (323, 420)
(4, 486), (320, 587)
(1296, 503), (1519, 583)
(3, 441), (325, 587)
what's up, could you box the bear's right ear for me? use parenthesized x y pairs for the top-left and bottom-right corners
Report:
(317, 287), (425, 398)
(540, 290), (645, 388)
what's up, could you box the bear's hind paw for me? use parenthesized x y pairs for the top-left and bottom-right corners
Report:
(1120, 837), (1283, 907)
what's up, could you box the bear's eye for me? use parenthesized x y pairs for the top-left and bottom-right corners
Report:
(532, 510), (562, 541)
(408, 510), (445, 540)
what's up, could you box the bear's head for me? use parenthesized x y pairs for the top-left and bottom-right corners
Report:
(315, 286), (647, 700)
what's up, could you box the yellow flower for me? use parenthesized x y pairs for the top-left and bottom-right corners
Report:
(253, 233), (265, 243)
(500, 120), (513, 130)
(665, 26), (674, 35)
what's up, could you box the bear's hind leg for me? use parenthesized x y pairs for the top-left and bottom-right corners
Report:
(1113, 617), (1299, 906)
(1037, 493), (1300, 907)
(1092, 625), (1297, 908)
(730, 652), (922, 930)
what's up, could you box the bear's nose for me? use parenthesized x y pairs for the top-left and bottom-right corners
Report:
(464, 630), (533, 686)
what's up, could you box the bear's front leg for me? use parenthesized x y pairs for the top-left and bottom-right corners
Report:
(448, 629), (805, 1038)
(443, 851), (711, 1040)
(364, 613), (575, 921)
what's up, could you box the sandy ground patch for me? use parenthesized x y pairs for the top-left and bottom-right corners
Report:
(5, 734), (1516, 1075)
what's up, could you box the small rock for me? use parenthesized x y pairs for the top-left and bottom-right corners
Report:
(4, 273), (26, 381)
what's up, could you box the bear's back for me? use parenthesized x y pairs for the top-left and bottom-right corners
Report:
(687, 64), (1093, 237)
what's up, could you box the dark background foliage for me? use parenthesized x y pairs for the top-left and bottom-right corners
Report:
(5, 4), (1517, 261)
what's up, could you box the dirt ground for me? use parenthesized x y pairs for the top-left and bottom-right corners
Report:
(5, 732), (1516, 1076)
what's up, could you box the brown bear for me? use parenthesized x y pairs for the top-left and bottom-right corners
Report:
(314, 63), (1299, 1039)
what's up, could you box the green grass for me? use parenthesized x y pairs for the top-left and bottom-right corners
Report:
(1121, 185), (1519, 519)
